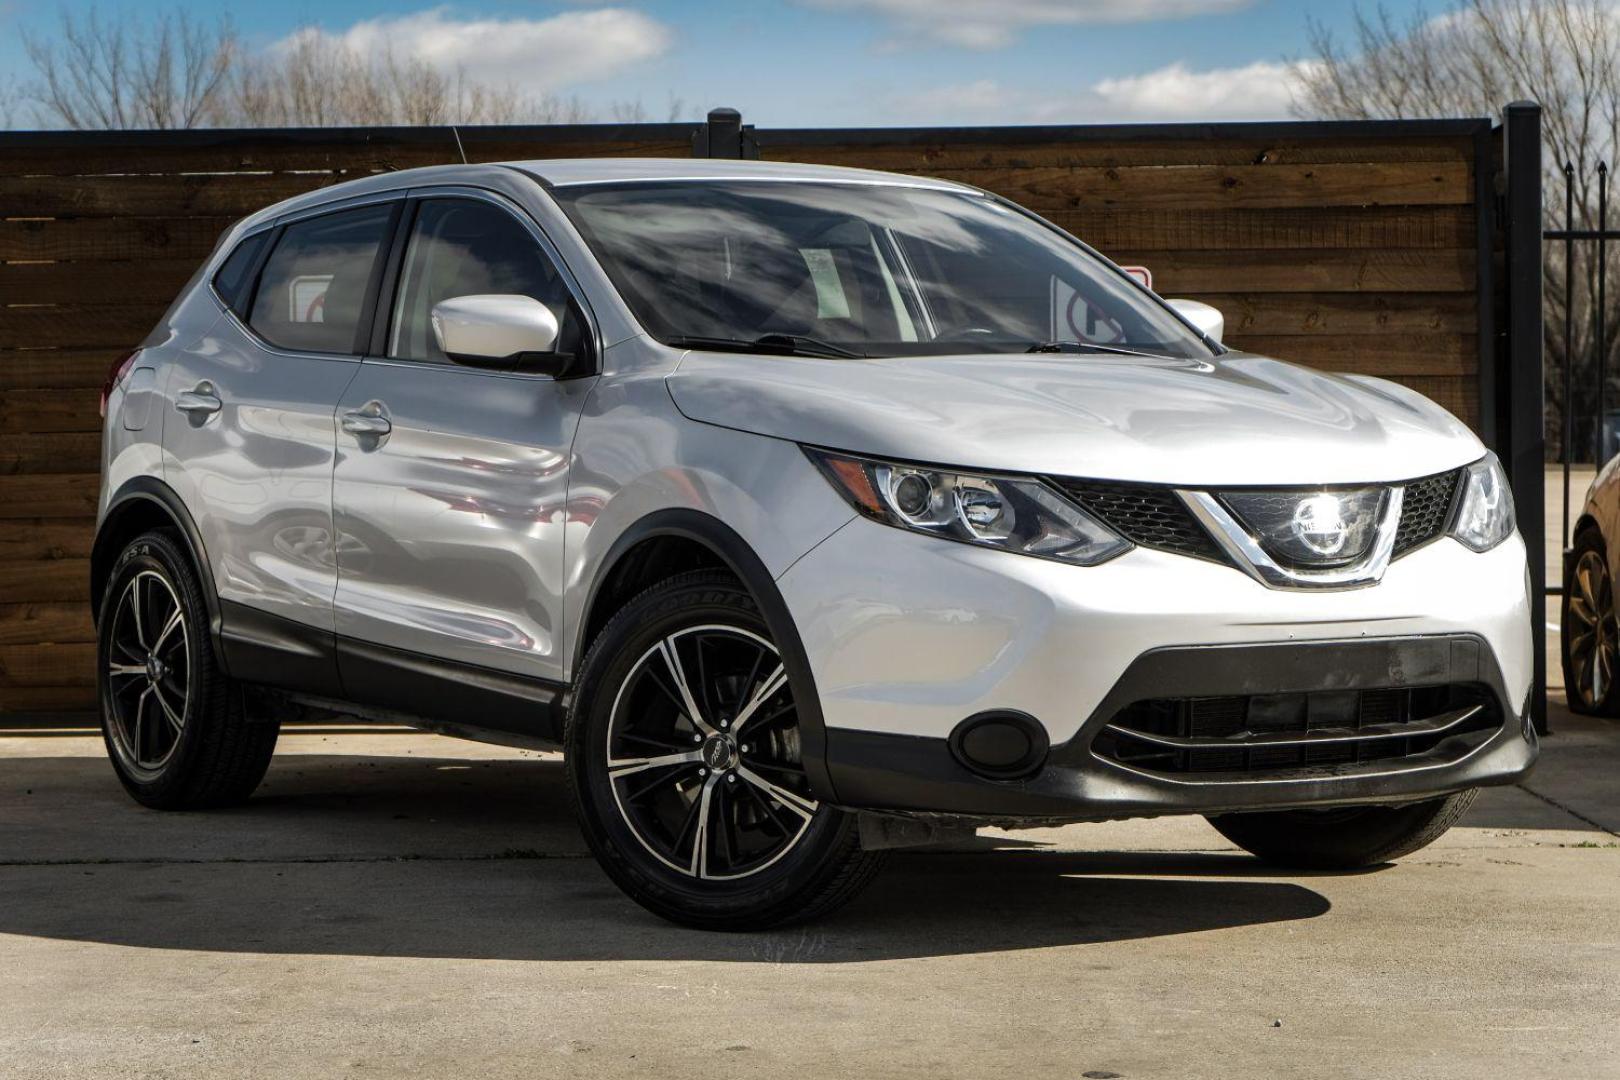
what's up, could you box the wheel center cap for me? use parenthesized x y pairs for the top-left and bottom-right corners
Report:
(144, 655), (165, 682)
(700, 733), (738, 772)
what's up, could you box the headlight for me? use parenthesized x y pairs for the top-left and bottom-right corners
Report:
(1449, 453), (1515, 552)
(805, 447), (1131, 566)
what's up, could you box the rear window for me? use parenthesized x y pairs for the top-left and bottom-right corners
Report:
(211, 231), (269, 316)
(247, 204), (396, 355)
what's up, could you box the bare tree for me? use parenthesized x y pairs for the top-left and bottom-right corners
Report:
(21, 8), (236, 128)
(1294, 0), (1620, 462)
(0, 78), (25, 129)
(13, 7), (673, 131)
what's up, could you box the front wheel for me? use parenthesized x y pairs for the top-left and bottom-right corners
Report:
(1206, 789), (1477, 870)
(566, 571), (884, 929)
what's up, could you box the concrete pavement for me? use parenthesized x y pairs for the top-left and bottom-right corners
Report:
(2, 705), (1617, 1079)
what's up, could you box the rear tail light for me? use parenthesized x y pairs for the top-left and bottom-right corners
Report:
(99, 349), (141, 419)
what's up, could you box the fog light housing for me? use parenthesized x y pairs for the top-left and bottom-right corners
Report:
(949, 711), (1049, 780)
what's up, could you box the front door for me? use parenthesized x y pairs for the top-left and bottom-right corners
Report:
(331, 192), (596, 722)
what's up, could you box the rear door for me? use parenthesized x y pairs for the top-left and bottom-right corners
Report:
(330, 189), (597, 718)
(163, 198), (399, 692)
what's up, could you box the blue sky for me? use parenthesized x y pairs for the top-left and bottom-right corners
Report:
(1, 0), (1438, 126)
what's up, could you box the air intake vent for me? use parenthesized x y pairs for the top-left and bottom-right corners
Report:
(1053, 479), (1227, 564)
(1091, 683), (1501, 778)
(1394, 468), (1463, 555)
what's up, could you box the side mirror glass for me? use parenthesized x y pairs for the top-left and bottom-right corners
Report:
(431, 294), (565, 374)
(1166, 298), (1225, 346)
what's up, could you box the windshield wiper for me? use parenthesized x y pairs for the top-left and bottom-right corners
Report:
(664, 333), (866, 359)
(1025, 340), (1163, 359)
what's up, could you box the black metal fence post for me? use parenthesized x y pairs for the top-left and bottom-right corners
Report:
(1563, 163), (1575, 551)
(1502, 101), (1547, 733)
(693, 107), (756, 159)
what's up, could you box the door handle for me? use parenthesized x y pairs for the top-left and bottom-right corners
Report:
(174, 386), (222, 416)
(341, 409), (392, 438)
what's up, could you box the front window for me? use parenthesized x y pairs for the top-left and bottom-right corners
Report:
(550, 180), (1212, 360)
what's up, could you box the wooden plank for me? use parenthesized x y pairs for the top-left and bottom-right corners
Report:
(0, 217), (233, 262)
(1186, 292), (1475, 337)
(1226, 334), (1477, 375)
(0, 173), (341, 218)
(1, 303), (163, 350)
(0, 603), (94, 645)
(1101, 248), (1477, 294)
(0, 351), (122, 390)
(0, 557), (89, 601)
(0, 260), (201, 306)
(0, 135), (693, 176)
(0, 431), (102, 474)
(1399, 375), (1479, 424)
(0, 684), (95, 711)
(0, 389), (102, 433)
(964, 161), (1472, 212)
(0, 642), (95, 686)
(1044, 206), (1476, 251)
(0, 519), (96, 560)
(0, 474), (99, 518)
(761, 135), (1476, 171)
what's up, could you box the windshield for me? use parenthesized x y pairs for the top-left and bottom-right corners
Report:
(549, 180), (1214, 360)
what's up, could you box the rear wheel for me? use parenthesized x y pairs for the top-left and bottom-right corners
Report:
(566, 570), (884, 929)
(97, 529), (279, 808)
(1562, 528), (1620, 716)
(1206, 789), (1477, 870)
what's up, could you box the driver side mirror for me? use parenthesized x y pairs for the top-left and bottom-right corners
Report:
(1166, 298), (1225, 346)
(431, 294), (568, 375)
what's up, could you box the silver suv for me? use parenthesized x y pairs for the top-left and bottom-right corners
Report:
(95, 159), (1536, 927)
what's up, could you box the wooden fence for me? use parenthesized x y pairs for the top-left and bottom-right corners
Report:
(0, 114), (1515, 714)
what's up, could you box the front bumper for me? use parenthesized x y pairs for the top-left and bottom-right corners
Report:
(821, 635), (1535, 821)
(776, 516), (1536, 820)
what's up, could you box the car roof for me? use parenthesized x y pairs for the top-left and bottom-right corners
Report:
(515, 156), (979, 193)
(226, 157), (984, 248)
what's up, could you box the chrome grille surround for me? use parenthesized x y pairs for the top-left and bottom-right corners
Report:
(1180, 486), (1405, 590)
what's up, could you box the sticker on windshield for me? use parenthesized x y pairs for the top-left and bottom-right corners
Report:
(1050, 276), (1122, 344)
(800, 248), (851, 320)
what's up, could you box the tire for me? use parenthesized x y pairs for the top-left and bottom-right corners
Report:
(1206, 788), (1477, 870)
(566, 570), (884, 929)
(96, 528), (280, 809)
(1562, 526), (1620, 716)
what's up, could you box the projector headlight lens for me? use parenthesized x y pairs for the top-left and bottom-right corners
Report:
(806, 447), (1130, 566)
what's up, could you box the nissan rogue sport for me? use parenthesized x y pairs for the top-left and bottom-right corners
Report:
(94, 158), (1537, 928)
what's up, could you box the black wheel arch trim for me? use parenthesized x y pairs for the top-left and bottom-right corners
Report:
(576, 508), (837, 802)
(92, 477), (227, 669)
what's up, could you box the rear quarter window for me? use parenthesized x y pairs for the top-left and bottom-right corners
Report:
(211, 231), (269, 316)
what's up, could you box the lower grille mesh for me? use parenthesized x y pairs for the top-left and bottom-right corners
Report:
(1092, 684), (1500, 777)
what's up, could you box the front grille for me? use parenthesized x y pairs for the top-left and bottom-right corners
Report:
(1091, 683), (1500, 777)
(1394, 469), (1463, 555)
(1053, 479), (1228, 564)
(1054, 468), (1464, 569)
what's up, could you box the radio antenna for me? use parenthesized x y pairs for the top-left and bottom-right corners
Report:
(451, 125), (469, 164)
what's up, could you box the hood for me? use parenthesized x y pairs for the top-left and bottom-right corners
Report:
(665, 350), (1484, 487)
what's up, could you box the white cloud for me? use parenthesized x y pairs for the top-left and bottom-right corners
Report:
(281, 7), (674, 92)
(887, 60), (1312, 125)
(1089, 59), (1311, 121)
(808, 0), (1256, 50)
